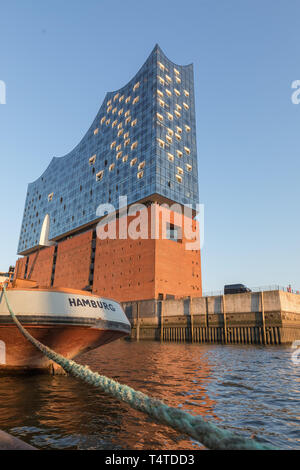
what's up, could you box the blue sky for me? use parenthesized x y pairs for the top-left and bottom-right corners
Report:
(0, 0), (299, 292)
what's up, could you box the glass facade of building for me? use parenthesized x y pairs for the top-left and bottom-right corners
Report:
(17, 45), (199, 255)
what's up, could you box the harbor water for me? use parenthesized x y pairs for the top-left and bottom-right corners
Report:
(0, 341), (299, 450)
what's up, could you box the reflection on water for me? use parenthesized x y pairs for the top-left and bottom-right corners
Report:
(0, 341), (299, 449)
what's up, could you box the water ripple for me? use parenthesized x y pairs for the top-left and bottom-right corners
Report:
(0, 341), (299, 449)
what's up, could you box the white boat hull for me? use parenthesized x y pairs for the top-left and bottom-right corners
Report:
(0, 287), (131, 374)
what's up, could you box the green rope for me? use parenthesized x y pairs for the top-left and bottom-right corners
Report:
(1, 284), (277, 450)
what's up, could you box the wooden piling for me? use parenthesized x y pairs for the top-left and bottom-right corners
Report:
(223, 295), (227, 344)
(190, 297), (194, 343)
(160, 300), (164, 342)
(136, 302), (140, 342)
(261, 291), (267, 345)
(205, 297), (209, 342)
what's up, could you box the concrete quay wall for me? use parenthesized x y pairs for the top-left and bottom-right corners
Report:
(122, 291), (300, 345)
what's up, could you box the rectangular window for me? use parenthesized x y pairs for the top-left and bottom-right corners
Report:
(157, 138), (165, 149)
(96, 171), (104, 181)
(89, 155), (96, 165)
(166, 222), (182, 242)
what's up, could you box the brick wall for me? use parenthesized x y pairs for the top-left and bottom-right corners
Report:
(93, 209), (156, 301)
(15, 204), (202, 301)
(27, 246), (55, 286)
(53, 231), (92, 290)
(153, 205), (202, 298)
(93, 237), (156, 301)
(15, 257), (27, 279)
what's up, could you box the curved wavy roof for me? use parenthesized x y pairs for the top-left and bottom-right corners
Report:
(18, 44), (198, 255)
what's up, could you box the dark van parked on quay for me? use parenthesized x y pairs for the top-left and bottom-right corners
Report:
(224, 284), (252, 295)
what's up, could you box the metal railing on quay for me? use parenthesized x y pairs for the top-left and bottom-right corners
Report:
(202, 285), (300, 297)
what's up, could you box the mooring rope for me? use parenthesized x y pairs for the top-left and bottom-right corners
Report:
(2, 284), (276, 450)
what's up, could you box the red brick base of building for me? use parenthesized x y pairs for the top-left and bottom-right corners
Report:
(15, 204), (202, 302)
